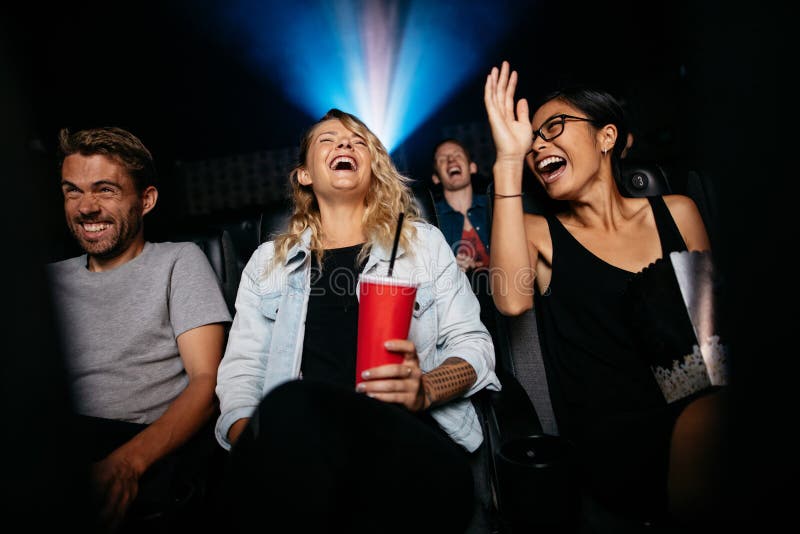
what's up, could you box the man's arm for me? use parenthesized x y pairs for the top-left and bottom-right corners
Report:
(116, 322), (224, 471)
(91, 322), (225, 528)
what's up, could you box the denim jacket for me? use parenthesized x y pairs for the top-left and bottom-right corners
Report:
(215, 222), (499, 453)
(435, 193), (490, 255)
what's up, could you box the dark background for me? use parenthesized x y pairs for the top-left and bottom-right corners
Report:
(6, 0), (710, 249)
(8, 0), (696, 165)
(2, 1), (795, 531)
(6, 0), (723, 262)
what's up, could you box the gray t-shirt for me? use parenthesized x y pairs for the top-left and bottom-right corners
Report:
(47, 241), (232, 424)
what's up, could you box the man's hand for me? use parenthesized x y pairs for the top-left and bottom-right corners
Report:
(91, 453), (143, 532)
(455, 251), (484, 273)
(87, 323), (224, 531)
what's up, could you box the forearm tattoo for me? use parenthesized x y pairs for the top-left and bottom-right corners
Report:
(421, 357), (477, 408)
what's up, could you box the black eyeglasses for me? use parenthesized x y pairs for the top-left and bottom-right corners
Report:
(532, 114), (599, 144)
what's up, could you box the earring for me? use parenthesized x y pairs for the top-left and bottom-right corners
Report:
(602, 147), (607, 155)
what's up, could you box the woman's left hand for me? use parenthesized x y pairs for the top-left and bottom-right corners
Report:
(356, 339), (428, 412)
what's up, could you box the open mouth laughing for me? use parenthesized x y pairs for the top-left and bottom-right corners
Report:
(537, 156), (566, 183)
(329, 155), (358, 172)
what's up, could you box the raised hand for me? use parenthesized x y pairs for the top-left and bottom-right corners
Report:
(484, 61), (532, 163)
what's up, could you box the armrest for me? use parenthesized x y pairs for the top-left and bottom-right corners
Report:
(474, 371), (580, 533)
(483, 368), (544, 445)
(471, 369), (544, 529)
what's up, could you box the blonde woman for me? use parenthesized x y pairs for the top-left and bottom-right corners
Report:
(215, 109), (499, 533)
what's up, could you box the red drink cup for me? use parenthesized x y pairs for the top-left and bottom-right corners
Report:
(356, 274), (418, 385)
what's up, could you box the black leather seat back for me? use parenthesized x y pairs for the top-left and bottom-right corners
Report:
(170, 228), (240, 316)
(686, 169), (720, 248)
(258, 208), (292, 245)
(410, 183), (439, 227)
(618, 159), (673, 197)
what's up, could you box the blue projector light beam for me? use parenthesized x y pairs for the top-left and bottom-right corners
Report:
(216, 0), (524, 152)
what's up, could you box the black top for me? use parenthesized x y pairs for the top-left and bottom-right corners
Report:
(301, 243), (366, 390)
(534, 196), (688, 521)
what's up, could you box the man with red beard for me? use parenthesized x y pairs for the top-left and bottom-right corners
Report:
(46, 127), (231, 532)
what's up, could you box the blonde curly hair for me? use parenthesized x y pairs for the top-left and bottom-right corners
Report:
(270, 108), (420, 270)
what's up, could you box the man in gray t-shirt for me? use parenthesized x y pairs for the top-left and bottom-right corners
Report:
(47, 127), (231, 532)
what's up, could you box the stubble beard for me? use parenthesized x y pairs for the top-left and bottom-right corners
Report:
(69, 206), (143, 260)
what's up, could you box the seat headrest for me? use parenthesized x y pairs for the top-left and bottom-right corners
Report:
(411, 183), (439, 227)
(258, 209), (292, 244)
(618, 160), (673, 197)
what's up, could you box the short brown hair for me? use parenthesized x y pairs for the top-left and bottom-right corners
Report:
(58, 127), (157, 192)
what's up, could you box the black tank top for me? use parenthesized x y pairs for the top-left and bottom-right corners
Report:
(534, 195), (687, 520)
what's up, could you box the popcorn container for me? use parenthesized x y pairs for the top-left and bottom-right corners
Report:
(623, 250), (729, 403)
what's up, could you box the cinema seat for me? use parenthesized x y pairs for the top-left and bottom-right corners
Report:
(169, 227), (241, 316)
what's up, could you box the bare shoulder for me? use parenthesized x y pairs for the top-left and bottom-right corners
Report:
(522, 212), (554, 288)
(522, 212), (554, 263)
(523, 213), (550, 246)
(663, 194), (711, 251)
(663, 194), (701, 217)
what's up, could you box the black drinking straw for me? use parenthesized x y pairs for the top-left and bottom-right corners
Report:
(387, 212), (404, 277)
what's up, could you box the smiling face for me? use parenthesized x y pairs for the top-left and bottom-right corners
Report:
(61, 153), (156, 265)
(297, 118), (373, 204)
(432, 141), (477, 192)
(526, 99), (615, 199)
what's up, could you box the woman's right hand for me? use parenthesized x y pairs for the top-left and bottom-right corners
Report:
(484, 61), (532, 163)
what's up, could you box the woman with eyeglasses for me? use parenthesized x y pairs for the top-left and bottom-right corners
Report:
(484, 61), (712, 530)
